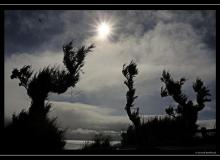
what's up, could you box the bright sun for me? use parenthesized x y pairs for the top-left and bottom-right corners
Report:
(97, 22), (112, 40)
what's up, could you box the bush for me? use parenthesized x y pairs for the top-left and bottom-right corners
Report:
(4, 104), (66, 153)
(121, 116), (196, 148)
(82, 134), (114, 150)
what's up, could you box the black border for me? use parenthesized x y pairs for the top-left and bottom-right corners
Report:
(0, 4), (218, 10)
(1, 4), (219, 157)
(0, 0), (220, 4)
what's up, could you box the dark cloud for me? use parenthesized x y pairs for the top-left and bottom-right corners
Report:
(5, 10), (65, 54)
(4, 10), (94, 55)
(5, 10), (216, 55)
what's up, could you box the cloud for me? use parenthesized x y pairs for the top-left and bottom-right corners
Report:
(78, 17), (215, 116)
(48, 101), (130, 140)
(197, 119), (216, 129)
(5, 11), (216, 55)
(65, 128), (121, 140)
(49, 101), (130, 131)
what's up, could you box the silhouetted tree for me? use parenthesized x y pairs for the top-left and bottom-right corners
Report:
(11, 42), (95, 118)
(5, 41), (95, 152)
(160, 70), (211, 134)
(122, 61), (140, 129)
(122, 61), (145, 148)
(121, 66), (212, 150)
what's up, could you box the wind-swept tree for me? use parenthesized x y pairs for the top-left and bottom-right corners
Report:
(11, 42), (95, 118)
(122, 61), (145, 148)
(160, 70), (211, 133)
(5, 41), (95, 152)
(122, 61), (140, 129)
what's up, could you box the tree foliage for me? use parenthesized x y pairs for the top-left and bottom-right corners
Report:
(161, 70), (211, 132)
(121, 65), (213, 150)
(5, 42), (95, 152)
(11, 42), (95, 116)
(122, 61), (140, 129)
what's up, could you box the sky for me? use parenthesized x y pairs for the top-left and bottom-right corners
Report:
(4, 10), (216, 140)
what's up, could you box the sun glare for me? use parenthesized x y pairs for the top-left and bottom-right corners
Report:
(91, 15), (117, 41)
(96, 22), (112, 40)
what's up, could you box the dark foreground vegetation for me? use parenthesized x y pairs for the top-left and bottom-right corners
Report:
(3, 42), (216, 154)
(82, 134), (116, 151)
(3, 42), (95, 153)
(119, 61), (216, 153)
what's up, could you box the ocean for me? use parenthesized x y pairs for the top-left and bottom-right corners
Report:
(64, 140), (120, 150)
